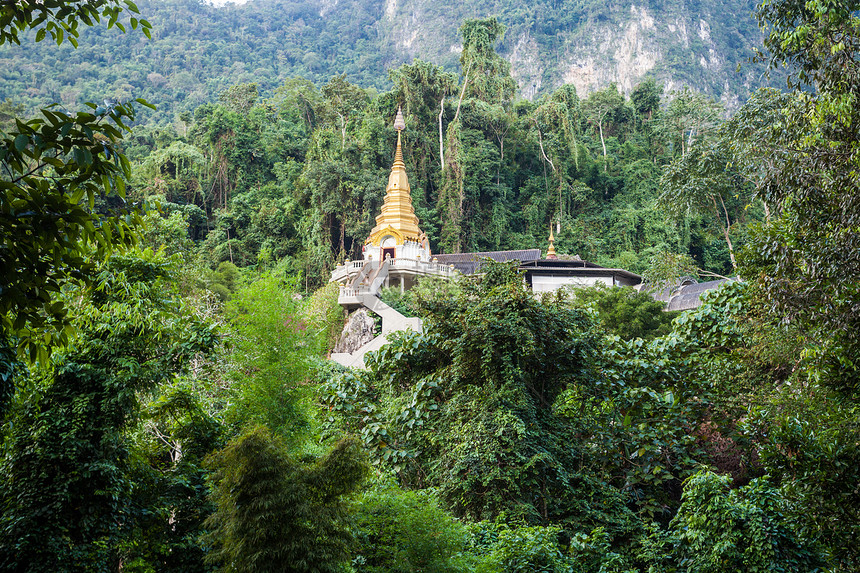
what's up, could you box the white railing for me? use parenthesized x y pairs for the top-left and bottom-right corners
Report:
(339, 286), (366, 298)
(332, 258), (458, 284)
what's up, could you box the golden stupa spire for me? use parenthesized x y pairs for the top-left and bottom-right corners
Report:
(366, 106), (423, 246)
(546, 225), (558, 259)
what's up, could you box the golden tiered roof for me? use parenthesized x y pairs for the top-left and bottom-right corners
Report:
(366, 107), (423, 246)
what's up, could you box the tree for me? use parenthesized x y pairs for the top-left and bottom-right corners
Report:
(223, 273), (323, 441)
(671, 471), (826, 572)
(219, 82), (259, 115)
(204, 428), (368, 573)
(630, 78), (662, 121)
(389, 59), (457, 174)
(458, 18), (516, 106)
(1, 102), (150, 361)
(321, 74), (369, 150)
(0, 0), (151, 47)
(659, 137), (748, 270)
(582, 83), (626, 167)
(323, 262), (639, 537)
(0, 0), (153, 374)
(0, 251), (218, 571)
(736, 0), (860, 390)
(568, 284), (676, 340)
(438, 18), (517, 254)
(659, 87), (722, 157)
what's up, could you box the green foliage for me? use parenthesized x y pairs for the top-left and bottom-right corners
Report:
(459, 18), (517, 104)
(474, 523), (574, 573)
(568, 284), (676, 340)
(378, 286), (416, 317)
(671, 470), (826, 572)
(733, 0), (860, 392)
(0, 250), (217, 571)
(204, 427), (368, 573)
(745, 384), (860, 571)
(305, 281), (347, 353)
(659, 131), (750, 272)
(223, 273), (321, 441)
(123, 376), (224, 572)
(0, 100), (149, 361)
(325, 262), (640, 541)
(0, 0), (151, 47)
(352, 485), (472, 573)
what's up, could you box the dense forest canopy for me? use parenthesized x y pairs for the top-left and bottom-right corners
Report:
(0, 0), (774, 123)
(1, 0), (859, 571)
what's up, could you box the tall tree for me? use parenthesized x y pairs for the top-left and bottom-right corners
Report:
(582, 84), (626, 168)
(0, 251), (217, 570)
(659, 87), (722, 156)
(0, 0), (152, 414)
(458, 18), (517, 106)
(737, 0), (860, 390)
(204, 428), (368, 573)
(659, 138), (748, 270)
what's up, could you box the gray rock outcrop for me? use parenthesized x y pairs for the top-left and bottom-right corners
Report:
(333, 309), (377, 354)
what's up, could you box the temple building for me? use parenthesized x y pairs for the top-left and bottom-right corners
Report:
(328, 108), (453, 368)
(329, 108), (721, 368)
(329, 107), (456, 301)
(363, 107), (428, 263)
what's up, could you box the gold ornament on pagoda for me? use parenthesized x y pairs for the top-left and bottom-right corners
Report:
(546, 225), (558, 259)
(366, 106), (423, 246)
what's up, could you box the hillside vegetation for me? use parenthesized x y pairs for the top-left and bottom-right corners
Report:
(1, 0), (859, 572)
(1, 0), (772, 123)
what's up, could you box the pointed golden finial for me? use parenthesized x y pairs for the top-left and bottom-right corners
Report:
(364, 105), (423, 247)
(393, 106), (406, 165)
(546, 224), (558, 259)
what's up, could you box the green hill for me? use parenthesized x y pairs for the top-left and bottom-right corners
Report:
(1, 0), (771, 124)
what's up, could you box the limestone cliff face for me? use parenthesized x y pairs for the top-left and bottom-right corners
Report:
(378, 0), (765, 109)
(560, 5), (662, 97)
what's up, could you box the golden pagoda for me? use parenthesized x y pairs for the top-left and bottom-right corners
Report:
(364, 107), (429, 261)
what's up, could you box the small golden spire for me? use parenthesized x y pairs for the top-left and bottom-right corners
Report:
(546, 225), (558, 259)
(394, 130), (404, 165)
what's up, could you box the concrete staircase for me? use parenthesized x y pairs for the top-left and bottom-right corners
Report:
(331, 262), (422, 369)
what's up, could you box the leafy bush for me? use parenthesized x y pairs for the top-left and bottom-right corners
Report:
(224, 273), (322, 441)
(473, 523), (573, 573)
(568, 284), (676, 340)
(352, 485), (472, 573)
(671, 470), (826, 573)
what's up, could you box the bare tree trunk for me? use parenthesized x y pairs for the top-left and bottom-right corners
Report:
(598, 119), (607, 171)
(453, 70), (469, 125)
(439, 96), (445, 172)
(535, 123), (556, 173)
(712, 194), (736, 270)
(497, 137), (504, 192)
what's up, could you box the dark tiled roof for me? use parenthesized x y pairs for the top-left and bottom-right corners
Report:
(520, 258), (603, 269)
(658, 278), (735, 311)
(433, 249), (542, 274)
(522, 262), (641, 282)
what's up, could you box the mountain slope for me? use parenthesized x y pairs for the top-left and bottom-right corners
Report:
(1, 0), (770, 123)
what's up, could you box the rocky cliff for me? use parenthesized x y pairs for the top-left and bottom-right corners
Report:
(378, 0), (766, 107)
